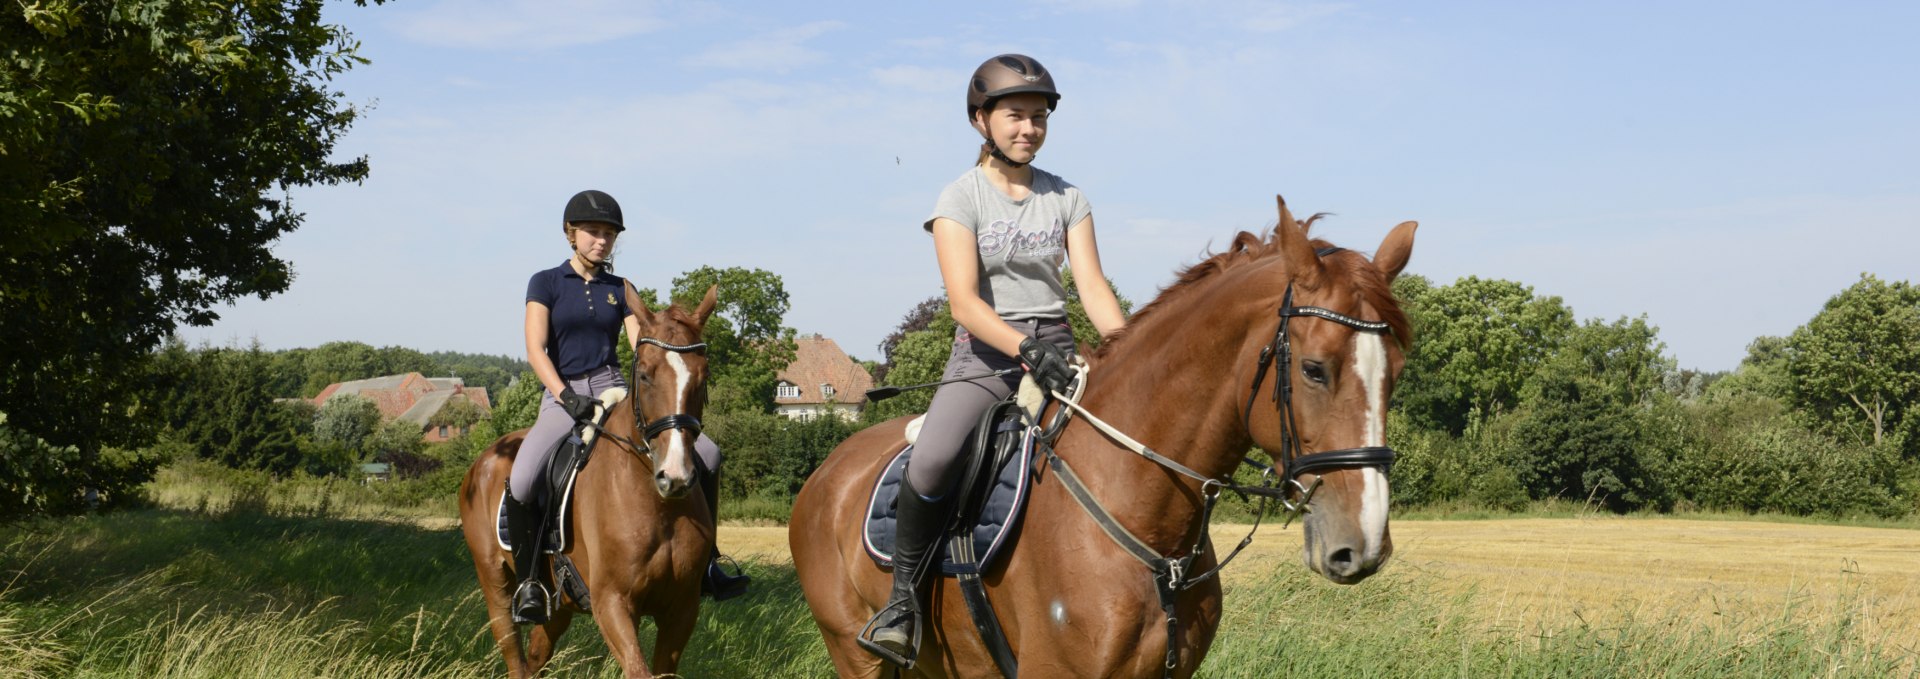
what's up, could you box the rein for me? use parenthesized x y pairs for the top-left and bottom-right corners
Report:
(1034, 258), (1398, 678)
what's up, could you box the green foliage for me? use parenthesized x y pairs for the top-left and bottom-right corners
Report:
(670, 266), (798, 414)
(706, 409), (864, 502)
(153, 341), (319, 476)
(1505, 316), (1677, 511)
(490, 372), (543, 434)
(1785, 273), (1920, 453)
(1666, 391), (1907, 518)
(865, 299), (958, 423)
(1061, 270), (1136, 348)
(0, 0), (380, 515)
(1393, 275), (1576, 435)
(312, 395), (381, 455)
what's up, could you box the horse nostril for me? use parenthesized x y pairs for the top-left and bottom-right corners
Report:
(1327, 547), (1358, 576)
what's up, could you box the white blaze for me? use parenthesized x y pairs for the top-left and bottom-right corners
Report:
(1352, 333), (1390, 557)
(661, 351), (694, 476)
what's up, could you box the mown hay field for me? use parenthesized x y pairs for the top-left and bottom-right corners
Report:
(4, 504), (1916, 678)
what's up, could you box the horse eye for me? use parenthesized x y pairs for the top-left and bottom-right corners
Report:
(1302, 361), (1328, 385)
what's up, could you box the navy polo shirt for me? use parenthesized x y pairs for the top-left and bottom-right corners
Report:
(526, 261), (632, 377)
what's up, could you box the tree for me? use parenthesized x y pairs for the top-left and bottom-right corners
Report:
(0, 1), (380, 512)
(1786, 274), (1920, 453)
(1508, 317), (1676, 512)
(313, 395), (382, 455)
(159, 343), (314, 475)
(873, 294), (949, 385)
(669, 267), (798, 414)
(1061, 270), (1136, 349)
(491, 372), (544, 435)
(1392, 275), (1577, 435)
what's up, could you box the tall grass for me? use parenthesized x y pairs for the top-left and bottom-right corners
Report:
(2, 468), (1912, 677)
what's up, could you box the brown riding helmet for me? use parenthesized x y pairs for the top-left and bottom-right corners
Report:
(966, 54), (1060, 122)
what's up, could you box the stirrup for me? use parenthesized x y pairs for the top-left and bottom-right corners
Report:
(511, 579), (552, 624)
(703, 554), (751, 601)
(857, 597), (922, 669)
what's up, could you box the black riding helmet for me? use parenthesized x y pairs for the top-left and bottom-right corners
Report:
(966, 54), (1059, 169)
(563, 189), (625, 232)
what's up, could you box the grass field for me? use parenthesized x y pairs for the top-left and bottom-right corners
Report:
(3, 487), (1917, 677)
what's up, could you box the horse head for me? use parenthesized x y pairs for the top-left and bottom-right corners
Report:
(1252, 196), (1416, 584)
(624, 284), (719, 499)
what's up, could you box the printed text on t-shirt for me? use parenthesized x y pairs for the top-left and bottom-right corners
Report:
(977, 218), (1065, 259)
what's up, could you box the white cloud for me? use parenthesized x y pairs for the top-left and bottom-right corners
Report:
(386, 0), (664, 50)
(870, 65), (963, 93)
(686, 21), (848, 74)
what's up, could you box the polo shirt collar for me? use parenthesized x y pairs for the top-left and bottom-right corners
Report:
(554, 260), (617, 284)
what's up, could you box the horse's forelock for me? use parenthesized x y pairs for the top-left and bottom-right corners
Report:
(1310, 240), (1413, 350)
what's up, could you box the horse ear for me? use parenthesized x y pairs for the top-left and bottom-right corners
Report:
(1374, 221), (1418, 282)
(626, 282), (656, 326)
(693, 285), (719, 329)
(1275, 194), (1324, 289)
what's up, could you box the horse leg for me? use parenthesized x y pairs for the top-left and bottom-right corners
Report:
(591, 593), (655, 678)
(475, 560), (534, 678)
(525, 606), (575, 676)
(648, 603), (698, 675)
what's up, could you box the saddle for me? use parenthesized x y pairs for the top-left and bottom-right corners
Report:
(862, 397), (1035, 575)
(494, 386), (626, 554)
(861, 367), (1082, 677)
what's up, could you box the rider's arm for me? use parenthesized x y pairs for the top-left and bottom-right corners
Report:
(932, 217), (1028, 357)
(624, 308), (642, 356)
(525, 301), (569, 400)
(1065, 214), (1126, 339)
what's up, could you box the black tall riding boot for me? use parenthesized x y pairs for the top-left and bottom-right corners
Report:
(503, 488), (552, 624)
(699, 467), (751, 601)
(861, 476), (954, 668)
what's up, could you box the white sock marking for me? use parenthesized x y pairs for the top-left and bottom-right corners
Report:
(1352, 333), (1390, 557)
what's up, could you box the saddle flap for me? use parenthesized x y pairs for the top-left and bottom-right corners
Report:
(862, 420), (1035, 576)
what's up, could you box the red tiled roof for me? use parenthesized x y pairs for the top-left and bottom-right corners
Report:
(775, 335), (873, 405)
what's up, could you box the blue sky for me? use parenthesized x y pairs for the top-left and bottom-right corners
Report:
(180, 1), (1920, 372)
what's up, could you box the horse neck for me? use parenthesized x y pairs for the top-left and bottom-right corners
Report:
(1052, 264), (1281, 550)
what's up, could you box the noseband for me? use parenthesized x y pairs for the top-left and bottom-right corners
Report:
(629, 337), (707, 452)
(1241, 272), (1399, 514)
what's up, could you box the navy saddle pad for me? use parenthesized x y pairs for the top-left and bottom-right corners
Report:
(862, 431), (1035, 576)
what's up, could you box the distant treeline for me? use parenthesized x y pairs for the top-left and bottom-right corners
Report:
(247, 341), (529, 399)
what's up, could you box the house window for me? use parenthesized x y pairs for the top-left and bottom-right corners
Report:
(438, 425), (448, 437)
(821, 383), (835, 399)
(777, 382), (800, 399)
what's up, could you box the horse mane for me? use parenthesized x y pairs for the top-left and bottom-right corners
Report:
(1093, 213), (1411, 357)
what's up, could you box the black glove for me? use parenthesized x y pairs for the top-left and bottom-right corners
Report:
(558, 387), (597, 422)
(1018, 337), (1074, 396)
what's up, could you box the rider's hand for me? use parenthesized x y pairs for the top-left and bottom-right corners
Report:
(1018, 338), (1074, 396)
(558, 387), (597, 422)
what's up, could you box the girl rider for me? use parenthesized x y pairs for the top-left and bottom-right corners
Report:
(864, 55), (1128, 667)
(506, 189), (750, 625)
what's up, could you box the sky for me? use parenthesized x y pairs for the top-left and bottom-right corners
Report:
(179, 1), (1920, 372)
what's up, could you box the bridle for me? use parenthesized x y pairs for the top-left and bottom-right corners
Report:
(629, 337), (707, 451)
(1239, 267), (1400, 515)
(581, 337), (708, 462)
(1033, 247), (1399, 677)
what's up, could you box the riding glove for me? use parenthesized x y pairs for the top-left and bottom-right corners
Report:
(558, 387), (598, 422)
(1018, 337), (1075, 397)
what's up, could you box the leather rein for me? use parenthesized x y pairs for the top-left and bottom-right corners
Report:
(1034, 251), (1398, 677)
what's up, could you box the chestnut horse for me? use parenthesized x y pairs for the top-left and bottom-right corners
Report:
(792, 198), (1417, 678)
(459, 286), (719, 679)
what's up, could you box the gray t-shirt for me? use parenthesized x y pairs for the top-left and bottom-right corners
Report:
(923, 165), (1092, 321)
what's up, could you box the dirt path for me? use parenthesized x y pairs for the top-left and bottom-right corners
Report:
(724, 517), (1920, 647)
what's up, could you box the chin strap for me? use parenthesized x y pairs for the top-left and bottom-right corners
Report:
(982, 139), (1028, 169)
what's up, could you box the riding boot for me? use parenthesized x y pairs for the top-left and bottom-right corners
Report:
(503, 488), (552, 625)
(699, 467), (751, 601)
(862, 476), (954, 668)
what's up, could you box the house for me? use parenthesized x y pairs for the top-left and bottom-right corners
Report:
(774, 334), (873, 421)
(311, 373), (493, 442)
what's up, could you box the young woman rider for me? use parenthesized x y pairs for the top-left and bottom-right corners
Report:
(506, 189), (750, 625)
(864, 54), (1128, 667)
